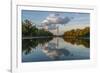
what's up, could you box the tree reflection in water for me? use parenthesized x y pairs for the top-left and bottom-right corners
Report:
(63, 37), (90, 48)
(22, 37), (90, 60)
(22, 38), (53, 55)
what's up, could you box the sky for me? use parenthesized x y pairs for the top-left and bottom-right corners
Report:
(22, 10), (90, 35)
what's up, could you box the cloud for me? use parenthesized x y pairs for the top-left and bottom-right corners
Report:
(41, 13), (71, 26)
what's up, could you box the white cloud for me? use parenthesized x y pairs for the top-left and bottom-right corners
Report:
(41, 13), (71, 27)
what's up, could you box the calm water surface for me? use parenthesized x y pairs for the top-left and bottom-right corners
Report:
(22, 37), (90, 62)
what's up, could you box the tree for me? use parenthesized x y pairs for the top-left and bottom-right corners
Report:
(22, 19), (53, 37)
(63, 27), (90, 38)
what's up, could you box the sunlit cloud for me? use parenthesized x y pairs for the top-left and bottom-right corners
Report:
(41, 13), (71, 30)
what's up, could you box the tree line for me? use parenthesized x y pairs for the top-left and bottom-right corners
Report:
(22, 19), (90, 38)
(22, 19), (53, 37)
(63, 27), (90, 38)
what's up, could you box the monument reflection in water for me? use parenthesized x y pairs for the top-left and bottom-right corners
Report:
(22, 37), (90, 62)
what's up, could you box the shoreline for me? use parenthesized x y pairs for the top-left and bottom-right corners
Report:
(22, 36), (89, 40)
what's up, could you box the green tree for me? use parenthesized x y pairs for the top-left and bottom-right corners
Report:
(22, 19), (53, 37)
